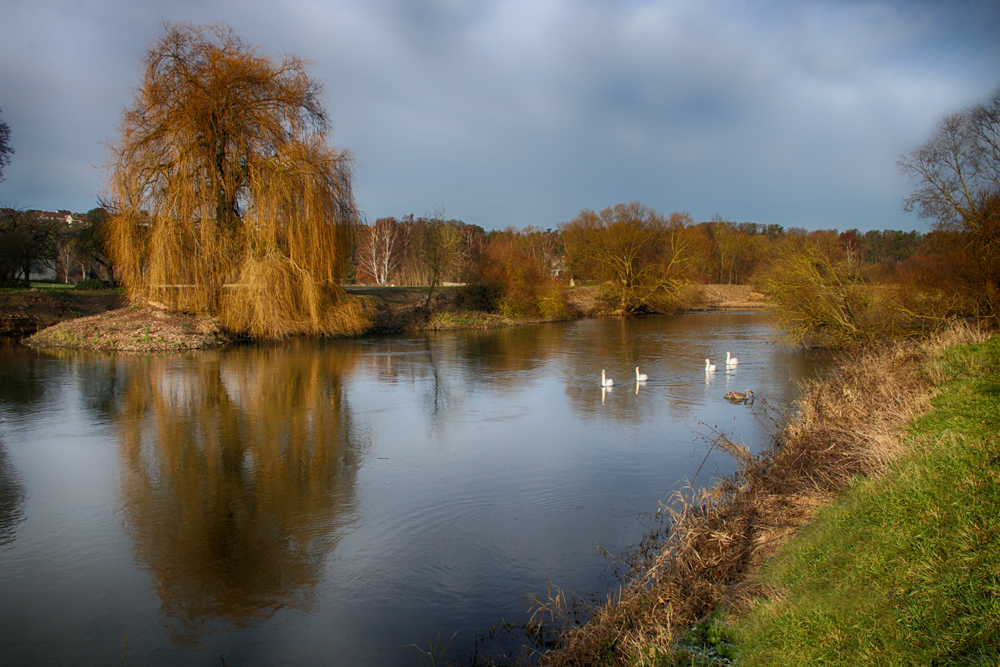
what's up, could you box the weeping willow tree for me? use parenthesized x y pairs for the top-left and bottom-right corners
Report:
(106, 23), (370, 338)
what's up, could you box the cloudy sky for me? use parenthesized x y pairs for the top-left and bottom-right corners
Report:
(1, 0), (998, 232)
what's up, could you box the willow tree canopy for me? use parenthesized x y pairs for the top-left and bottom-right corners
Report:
(106, 23), (369, 338)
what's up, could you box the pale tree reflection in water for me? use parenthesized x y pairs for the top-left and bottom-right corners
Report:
(0, 442), (25, 548)
(352, 326), (565, 434)
(0, 342), (36, 548)
(112, 341), (367, 644)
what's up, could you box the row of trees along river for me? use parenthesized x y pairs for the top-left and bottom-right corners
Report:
(0, 22), (997, 347)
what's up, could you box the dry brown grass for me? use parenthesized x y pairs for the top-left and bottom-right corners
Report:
(524, 321), (991, 667)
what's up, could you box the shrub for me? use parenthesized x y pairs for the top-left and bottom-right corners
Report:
(455, 281), (502, 312)
(462, 231), (571, 320)
(761, 244), (929, 347)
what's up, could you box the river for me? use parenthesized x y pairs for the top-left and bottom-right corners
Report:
(0, 311), (823, 666)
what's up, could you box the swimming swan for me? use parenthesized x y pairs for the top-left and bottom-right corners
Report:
(636, 367), (648, 382)
(601, 369), (614, 387)
(705, 359), (717, 373)
(726, 351), (739, 367)
(724, 389), (754, 403)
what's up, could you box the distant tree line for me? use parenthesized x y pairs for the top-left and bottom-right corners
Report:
(348, 208), (935, 310)
(0, 207), (114, 287)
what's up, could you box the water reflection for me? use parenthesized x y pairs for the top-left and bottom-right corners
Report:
(112, 342), (367, 642)
(561, 314), (820, 426)
(0, 441), (25, 548)
(0, 342), (38, 548)
(343, 327), (567, 438)
(0, 340), (53, 415)
(0, 314), (826, 666)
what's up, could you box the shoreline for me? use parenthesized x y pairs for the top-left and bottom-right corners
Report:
(12, 284), (770, 352)
(517, 322), (992, 666)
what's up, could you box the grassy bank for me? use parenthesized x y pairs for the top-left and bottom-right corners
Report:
(731, 332), (1000, 665)
(520, 324), (994, 667)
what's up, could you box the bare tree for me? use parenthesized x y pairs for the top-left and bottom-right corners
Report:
(562, 202), (693, 313)
(105, 23), (366, 338)
(0, 208), (59, 286)
(414, 211), (461, 308)
(74, 207), (116, 286)
(900, 87), (1000, 227)
(0, 108), (12, 183)
(356, 217), (402, 285)
(54, 235), (75, 284)
(516, 226), (563, 277)
(900, 85), (1000, 316)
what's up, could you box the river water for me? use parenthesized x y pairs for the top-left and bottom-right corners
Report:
(0, 312), (823, 666)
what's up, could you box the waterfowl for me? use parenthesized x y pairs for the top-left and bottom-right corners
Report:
(724, 389), (754, 403)
(636, 367), (648, 382)
(726, 351), (739, 367)
(601, 369), (614, 387)
(705, 359), (717, 373)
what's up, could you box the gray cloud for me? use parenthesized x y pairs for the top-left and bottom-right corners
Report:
(1, 0), (997, 230)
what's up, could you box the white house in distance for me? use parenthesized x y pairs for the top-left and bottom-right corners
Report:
(27, 210), (92, 283)
(35, 209), (87, 227)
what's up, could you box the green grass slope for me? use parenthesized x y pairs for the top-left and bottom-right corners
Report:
(733, 335), (1000, 666)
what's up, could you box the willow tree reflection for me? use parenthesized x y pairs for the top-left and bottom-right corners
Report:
(114, 341), (365, 642)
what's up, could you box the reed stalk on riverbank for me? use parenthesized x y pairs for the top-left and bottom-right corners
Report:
(516, 321), (990, 667)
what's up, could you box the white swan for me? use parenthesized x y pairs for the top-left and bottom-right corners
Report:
(705, 359), (717, 373)
(601, 369), (614, 387)
(726, 351), (739, 367)
(636, 366), (648, 382)
(724, 389), (754, 403)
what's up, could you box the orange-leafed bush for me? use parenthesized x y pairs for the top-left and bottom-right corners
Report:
(459, 229), (570, 320)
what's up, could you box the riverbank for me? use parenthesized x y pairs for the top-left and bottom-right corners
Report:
(22, 302), (232, 352)
(14, 284), (768, 351)
(731, 331), (1000, 665)
(0, 289), (125, 338)
(18, 287), (518, 350)
(521, 322), (994, 666)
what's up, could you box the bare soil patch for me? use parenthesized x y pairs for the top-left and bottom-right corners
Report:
(697, 284), (769, 309)
(564, 285), (605, 315)
(564, 284), (769, 315)
(23, 304), (230, 351)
